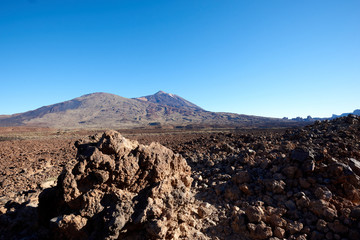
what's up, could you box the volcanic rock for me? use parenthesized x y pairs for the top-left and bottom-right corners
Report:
(245, 205), (265, 223)
(350, 207), (360, 220)
(38, 130), (203, 240)
(3, 113), (360, 240)
(247, 221), (273, 239)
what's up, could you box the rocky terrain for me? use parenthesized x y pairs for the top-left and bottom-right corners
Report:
(0, 115), (360, 239)
(169, 115), (360, 239)
(0, 91), (301, 129)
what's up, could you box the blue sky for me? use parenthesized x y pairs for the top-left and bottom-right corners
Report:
(1, 0), (359, 118)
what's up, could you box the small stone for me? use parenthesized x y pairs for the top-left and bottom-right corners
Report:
(310, 200), (338, 221)
(267, 214), (287, 228)
(246, 205), (265, 223)
(291, 147), (314, 162)
(231, 214), (246, 233)
(273, 227), (285, 238)
(265, 180), (286, 194)
(349, 158), (360, 176)
(296, 195), (310, 208)
(40, 179), (56, 189)
(296, 234), (307, 240)
(348, 229), (360, 240)
(311, 231), (325, 240)
(315, 186), (333, 200)
(286, 220), (303, 234)
(239, 184), (252, 195)
(232, 171), (251, 184)
(282, 166), (298, 179)
(302, 159), (315, 173)
(224, 185), (240, 201)
(316, 219), (328, 233)
(328, 220), (348, 234)
(0, 206), (7, 214)
(325, 232), (333, 240)
(299, 178), (311, 189)
(350, 207), (360, 220)
(198, 203), (212, 218)
(285, 200), (296, 211)
(248, 221), (273, 240)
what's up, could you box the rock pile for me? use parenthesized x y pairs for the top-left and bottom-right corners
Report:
(38, 130), (205, 240)
(173, 115), (360, 239)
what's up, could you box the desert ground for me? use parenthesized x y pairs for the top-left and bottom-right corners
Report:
(1, 117), (360, 239)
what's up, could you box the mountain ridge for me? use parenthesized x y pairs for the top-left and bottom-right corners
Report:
(0, 91), (299, 129)
(331, 109), (360, 119)
(290, 109), (360, 122)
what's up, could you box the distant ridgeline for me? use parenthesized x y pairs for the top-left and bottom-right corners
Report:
(331, 109), (360, 119)
(0, 91), (301, 129)
(287, 109), (360, 122)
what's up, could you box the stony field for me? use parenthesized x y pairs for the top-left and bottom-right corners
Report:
(0, 116), (360, 239)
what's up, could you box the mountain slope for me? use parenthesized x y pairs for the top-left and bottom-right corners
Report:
(0, 91), (297, 129)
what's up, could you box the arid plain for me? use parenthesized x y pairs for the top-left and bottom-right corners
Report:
(1, 115), (360, 239)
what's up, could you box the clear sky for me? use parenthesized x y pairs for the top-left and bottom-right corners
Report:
(1, 0), (359, 118)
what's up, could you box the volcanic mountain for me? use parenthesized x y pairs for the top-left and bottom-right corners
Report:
(0, 91), (295, 129)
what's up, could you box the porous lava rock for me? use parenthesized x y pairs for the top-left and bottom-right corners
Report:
(171, 115), (360, 239)
(38, 130), (202, 240)
(3, 115), (360, 240)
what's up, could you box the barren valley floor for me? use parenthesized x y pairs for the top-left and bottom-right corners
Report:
(0, 117), (360, 239)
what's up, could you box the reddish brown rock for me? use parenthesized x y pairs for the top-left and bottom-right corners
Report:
(38, 130), (202, 240)
(314, 186), (333, 200)
(350, 206), (360, 220)
(286, 220), (304, 234)
(267, 214), (287, 228)
(282, 166), (298, 179)
(247, 221), (273, 240)
(232, 171), (251, 184)
(310, 200), (338, 221)
(273, 227), (285, 238)
(328, 220), (348, 234)
(2, 114), (360, 240)
(246, 205), (265, 223)
(316, 219), (328, 233)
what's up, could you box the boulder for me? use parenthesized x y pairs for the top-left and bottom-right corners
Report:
(38, 130), (202, 240)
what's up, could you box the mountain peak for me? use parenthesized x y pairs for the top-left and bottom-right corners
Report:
(155, 90), (167, 94)
(135, 91), (203, 111)
(154, 90), (176, 98)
